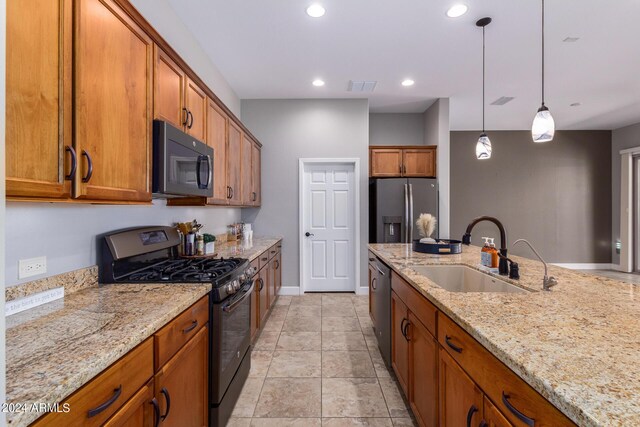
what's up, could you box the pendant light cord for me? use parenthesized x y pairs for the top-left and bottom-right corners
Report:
(482, 25), (486, 132)
(541, 0), (545, 106)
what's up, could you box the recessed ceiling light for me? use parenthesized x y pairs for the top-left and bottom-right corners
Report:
(446, 4), (468, 18)
(312, 79), (325, 87)
(306, 4), (325, 18)
(401, 79), (415, 87)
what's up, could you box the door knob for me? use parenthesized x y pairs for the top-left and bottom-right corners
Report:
(305, 232), (314, 237)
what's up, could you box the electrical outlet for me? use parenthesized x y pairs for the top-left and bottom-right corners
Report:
(18, 256), (47, 279)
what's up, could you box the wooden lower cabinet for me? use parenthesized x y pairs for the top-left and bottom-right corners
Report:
(258, 265), (269, 327)
(484, 397), (514, 427)
(103, 380), (155, 427)
(391, 291), (409, 396)
(251, 274), (260, 341)
(368, 259), (377, 324)
(439, 348), (483, 427)
(154, 326), (208, 427)
(407, 313), (438, 427)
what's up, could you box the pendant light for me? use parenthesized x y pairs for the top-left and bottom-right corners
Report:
(476, 17), (492, 160)
(531, 0), (555, 142)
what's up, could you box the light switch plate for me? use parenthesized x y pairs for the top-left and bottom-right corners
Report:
(18, 256), (47, 279)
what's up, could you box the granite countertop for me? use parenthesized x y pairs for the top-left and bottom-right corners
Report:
(368, 244), (640, 427)
(5, 237), (281, 426)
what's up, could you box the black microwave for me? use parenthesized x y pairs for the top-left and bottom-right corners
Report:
(152, 120), (213, 198)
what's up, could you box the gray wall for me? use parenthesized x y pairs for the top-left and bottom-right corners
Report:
(4, 1), (244, 287)
(451, 130), (612, 263)
(369, 113), (424, 146)
(611, 122), (640, 265)
(424, 99), (451, 238)
(241, 99), (370, 290)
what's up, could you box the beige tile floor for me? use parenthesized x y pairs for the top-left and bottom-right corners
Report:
(228, 293), (417, 427)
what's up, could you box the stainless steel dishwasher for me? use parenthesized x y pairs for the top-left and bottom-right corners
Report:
(369, 253), (391, 367)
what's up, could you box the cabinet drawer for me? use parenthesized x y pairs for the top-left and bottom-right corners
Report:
(154, 295), (209, 369)
(267, 244), (278, 260)
(32, 339), (153, 427)
(258, 251), (270, 270)
(438, 314), (575, 427)
(103, 379), (154, 427)
(391, 271), (437, 337)
(250, 258), (260, 276)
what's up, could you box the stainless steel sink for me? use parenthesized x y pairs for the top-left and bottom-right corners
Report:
(408, 265), (528, 293)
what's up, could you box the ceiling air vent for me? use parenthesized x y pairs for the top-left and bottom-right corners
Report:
(563, 37), (580, 43)
(490, 96), (515, 106)
(348, 81), (377, 92)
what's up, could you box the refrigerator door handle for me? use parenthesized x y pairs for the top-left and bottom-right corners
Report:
(409, 183), (414, 242)
(404, 183), (409, 243)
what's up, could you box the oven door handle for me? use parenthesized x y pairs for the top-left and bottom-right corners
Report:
(222, 283), (254, 313)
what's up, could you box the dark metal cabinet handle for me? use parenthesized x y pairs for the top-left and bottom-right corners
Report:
(502, 392), (535, 426)
(230, 187), (234, 199)
(150, 398), (160, 427)
(275, 260), (280, 269)
(261, 256), (268, 262)
(403, 320), (411, 341)
(371, 277), (377, 291)
(305, 232), (314, 237)
(258, 277), (264, 291)
(160, 387), (171, 421)
(182, 108), (189, 126)
(87, 385), (122, 418)
(182, 320), (198, 334)
(81, 150), (93, 183)
(187, 110), (194, 129)
(368, 257), (375, 262)
(466, 405), (479, 427)
(479, 421), (488, 427)
(445, 335), (463, 353)
(252, 192), (257, 201)
(65, 146), (77, 180)
(227, 186), (231, 199)
(400, 318), (407, 339)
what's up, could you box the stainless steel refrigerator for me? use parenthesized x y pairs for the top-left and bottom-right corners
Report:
(369, 178), (438, 243)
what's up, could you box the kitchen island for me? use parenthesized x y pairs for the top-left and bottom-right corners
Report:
(368, 243), (640, 427)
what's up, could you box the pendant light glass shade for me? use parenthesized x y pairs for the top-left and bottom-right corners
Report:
(476, 133), (492, 160)
(531, 105), (555, 143)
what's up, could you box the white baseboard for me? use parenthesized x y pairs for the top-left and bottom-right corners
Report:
(551, 263), (614, 270)
(356, 286), (369, 296)
(278, 286), (301, 296)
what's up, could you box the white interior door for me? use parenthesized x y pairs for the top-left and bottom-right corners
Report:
(301, 162), (356, 292)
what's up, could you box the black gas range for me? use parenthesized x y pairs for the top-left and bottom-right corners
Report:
(98, 226), (255, 427)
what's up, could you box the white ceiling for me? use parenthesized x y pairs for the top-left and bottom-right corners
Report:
(166, 0), (640, 130)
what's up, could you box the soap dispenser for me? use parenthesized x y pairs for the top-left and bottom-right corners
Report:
(488, 238), (499, 268)
(481, 237), (491, 266)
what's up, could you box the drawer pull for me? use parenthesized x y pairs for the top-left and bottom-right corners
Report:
(87, 385), (122, 418)
(150, 398), (160, 427)
(371, 277), (377, 291)
(403, 320), (411, 341)
(182, 320), (198, 334)
(258, 277), (264, 291)
(466, 404), (478, 427)
(445, 335), (463, 353)
(502, 392), (535, 427)
(160, 387), (171, 421)
(261, 257), (268, 261)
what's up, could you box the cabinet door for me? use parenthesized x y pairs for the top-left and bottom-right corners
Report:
(370, 149), (402, 177)
(6, 0), (72, 199)
(484, 397), (514, 427)
(185, 77), (207, 141)
(103, 380), (155, 427)
(240, 134), (253, 205)
(368, 263), (377, 324)
(227, 121), (242, 204)
(391, 291), (409, 396)
(408, 313), (438, 427)
(206, 100), (229, 204)
(153, 46), (186, 129)
(74, 0), (152, 202)
(402, 148), (435, 177)
(259, 266), (270, 326)
(269, 257), (278, 308)
(275, 251), (282, 296)
(154, 326), (208, 427)
(439, 348), (483, 427)
(251, 143), (262, 206)
(251, 274), (260, 340)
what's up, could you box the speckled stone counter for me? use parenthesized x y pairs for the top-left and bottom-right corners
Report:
(368, 244), (640, 427)
(214, 237), (282, 262)
(5, 282), (211, 426)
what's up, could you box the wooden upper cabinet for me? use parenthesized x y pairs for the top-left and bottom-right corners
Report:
(439, 348), (484, 427)
(251, 143), (262, 206)
(206, 100), (229, 204)
(6, 0), (72, 199)
(74, 0), (153, 202)
(370, 148), (402, 177)
(185, 77), (207, 141)
(403, 148), (435, 177)
(153, 45), (186, 129)
(369, 146), (437, 178)
(227, 121), (243, 205)
(241, 134), (254, 205)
